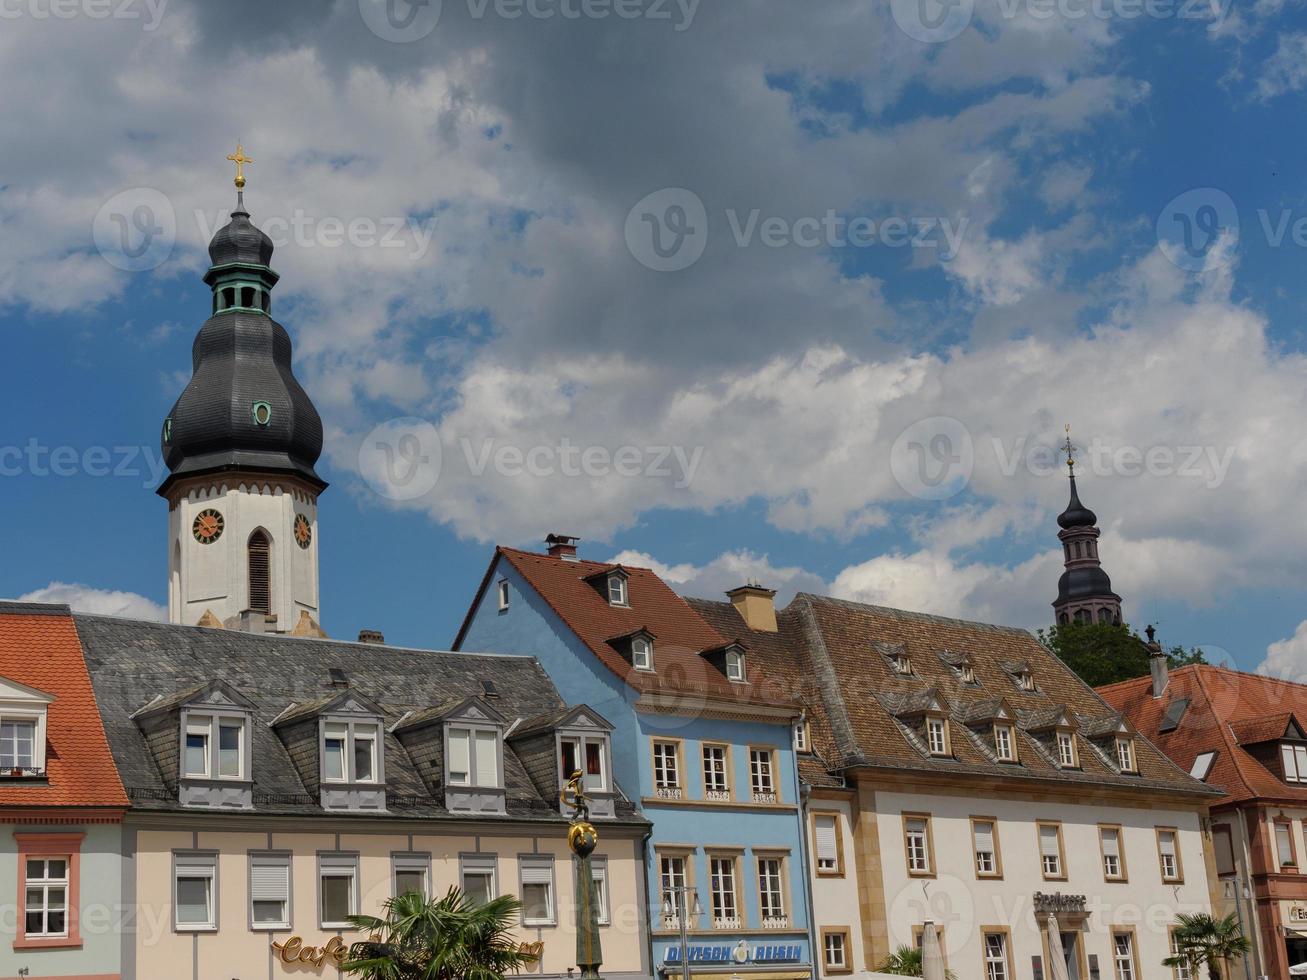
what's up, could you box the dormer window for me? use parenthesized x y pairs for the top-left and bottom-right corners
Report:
(793, 721), (810, 753)
(726, 648), (747, 682)
(183, 714), (247, 780)
(607, 573), (628, 606)
(497, 580), (510, 611)
(994, 723), (1017, 762)
(446, 726), (500, 788)
(894, 653), (914, 676)
(1283, 743), (1307, 783)
(959, 663), (976, 685)
(1057, 731), (1079, 769)
(632, 635), (654, 672)
(1115, 736), (1137, 773)
(927, 717), (950, 757)
(0, 676), (53, 777)
(1016, 670), (1035, 692)
(561, 733), (610, 794)
(322, 720), (381, 784)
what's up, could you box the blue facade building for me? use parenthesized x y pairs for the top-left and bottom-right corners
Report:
(455, 537), (815, 980)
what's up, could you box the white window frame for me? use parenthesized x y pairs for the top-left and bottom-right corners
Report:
(972, 820), (998, 877)
(1039, 823), (1064, 879)
(1158, 829), (1182, 880)
(1058, 732), (1078, 768)
(749, 748), (776, 803)
(519, 856), (556, 927)
(1101, 827), (1124, 880)
(927, 717), (949, 756)
(653, 740), (681, 793)
(587, 856), (611, 926)
(814, 814), (840, 873)
(392, 852), (431, 900)
(1190, 751), (1216, 780)
(708, 854), (739, 928)
(445, 724), (501, 789)
(559, 732), (611, 794)
(320, 717), (383, 785)
(180, 711), (249, 782)
(726, 648), (747, 682)
(318, 853), (359, 929)
(460, 854), (497, 904)
(631, 635), (654, 672)
(497, 579), (510, 611)
(1, 716), (41, 772)
(984, 932), (1010, 980)
(793, 721), (809, 753)
(994, 724), (1016, 762)
(1116, 737), (1137, 773)
(174, 852), (217, 932)
(1112, 931), (1137, 980)
(905, 816), (932, 875)
(756, 855), (786, 926)
(1170, 930), (1193, 980)
(659, 853), (689, 923)
(607, 574), (628, 606)
(823, 931), (848, 971)
(1284, 743), (1307, 782)
(249, 852), (291, 930)
(703, 744), (730, 799)
(24, 856), (69, 938)
(0, 681), (53, 774)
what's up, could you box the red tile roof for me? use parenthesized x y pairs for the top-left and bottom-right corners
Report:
(0, 603), (128, 810)
(1100, 665), (1307, 806)
(463, 548), (796, 707)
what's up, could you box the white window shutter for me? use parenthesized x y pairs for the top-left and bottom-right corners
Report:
(1285, 744), (1298, 780)
(1159, 832), (1177, 859)
(521, 860), (553, 885)
(475, 730), (499, 786)
(1040, 826), (1060, 857)
(974, 822), (995, 853)
(251, 862), (289, 902)
(448, 729), (471, 778)
(815, 816), (838, 863)
(1101, 829), (1120, 858)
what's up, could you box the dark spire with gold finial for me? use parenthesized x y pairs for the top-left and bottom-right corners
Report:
(1052, 426), (1122, 626)
(158, 144), (324, 497)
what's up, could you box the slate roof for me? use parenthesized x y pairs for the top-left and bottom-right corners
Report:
(1101, 665), (1307, 807)
(457, 548), (797, 707)
(0, 602), (128, 810)
(74, 614), (641, 822)
(691, 593), (1218, 799)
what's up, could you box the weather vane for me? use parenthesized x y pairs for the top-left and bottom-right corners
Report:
(1063, 423), (1076, 473)
(226, 142), (254, 190)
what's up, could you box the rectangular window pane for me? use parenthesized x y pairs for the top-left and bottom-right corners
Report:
(395, 869), (425, 897)
(253, 900), (285, 923)
(560, 739), (579, 780)
(463, 870), (493, 905)
(176, 875), (213, 926)
(184, 732), (208, 776)
(448, 728), (471, 785)
(1, 720), (36, 769)
(1277, 824), (1295, 868)
(354, 731), (376, 782)
(251, 857), (289, 926)
(324, 726), (346, 781)
(321, 873), (353, 924)
(816, 815), (839, 870)
(218, 722), (241, 778)
(703, 746), (728, 795)
(522, 882), (552, 923)
(475, 729), (498, 786)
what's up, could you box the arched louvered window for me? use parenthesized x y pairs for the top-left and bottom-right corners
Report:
(248, 529), (271, 615)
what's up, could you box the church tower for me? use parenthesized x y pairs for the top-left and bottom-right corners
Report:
(1052, 430), (1123, 627)
(158, 147), (327, 635)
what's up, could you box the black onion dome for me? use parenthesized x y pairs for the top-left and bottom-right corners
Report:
(158, 310), (325, 495)
(1057, 566), (1121, 604)
(207, 208), (275, 267)
(1056, 474), (1098, 529)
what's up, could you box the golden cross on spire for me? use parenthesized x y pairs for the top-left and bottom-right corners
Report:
(226, 143), (253, 189)
(1063, 423), (1076, 473)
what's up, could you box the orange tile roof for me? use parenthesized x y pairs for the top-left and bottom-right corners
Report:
(0, 603), (127, 810)
(1100, 664), (1307, 806)
(471, 548), (796, 707)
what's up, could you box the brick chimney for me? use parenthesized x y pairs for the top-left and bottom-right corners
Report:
(545, 533), (580, 560)
(1146, 624), (1168, 698)
(358, 629), (385, 645)
(727, 583), (778, 633)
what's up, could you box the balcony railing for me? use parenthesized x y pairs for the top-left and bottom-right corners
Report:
(655, 785), (683, 800)
(761, 914), (790, 929)
(751, 790), (778, 804)
(712, 915), (741, 930)
(705, 789), (731, 802)
(0, 766), (46, 780)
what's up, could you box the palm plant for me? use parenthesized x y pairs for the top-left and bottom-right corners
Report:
(878, 944), (957, 979)
(343, 887), (539, 980)
(1162, 912), (1251, 980)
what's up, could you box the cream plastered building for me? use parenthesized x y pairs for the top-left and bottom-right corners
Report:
(691, 590), (1222, 980)
(76, 614), (652, 980)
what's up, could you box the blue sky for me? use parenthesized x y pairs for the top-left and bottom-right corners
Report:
(4, 0), (1307, 676)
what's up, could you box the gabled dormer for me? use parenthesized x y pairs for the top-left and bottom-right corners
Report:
(937, 649), (979, 687)
(1079, 713), (1138, 775)
(509, 705), (617, 820)
(1003, 659), (1038, 694)
(884, 687), (953, 759)
(607, 627), (657, 673)
(1023, 705), (1081, 770)
(957, 697), (1021, 763)
(700, 641), (748, 683)
(0, 675), (54, 780)
(584, 566), (631, 607)
(876, 641), (914, 677)
(392, 696), (507, 816)
(272, 689), (387, 812)
(131, 680), (255, 809)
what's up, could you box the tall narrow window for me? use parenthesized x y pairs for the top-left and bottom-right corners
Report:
(248, 530), (271, 615)
(994, 724), (1016, 762)
(319, 855), (357, 928)
(1039, 823), (1064, 879)
(659, 854), (688, 924)
(1101, 827), (1125, 881)
(750, 748), (776, 803)
(1058, 732), (1078, 768)
(972, 819), (999, 877)
(497, 580), (510, 611)
(631, 636), (654, 671)
(250, 854), (291, 929)
(24, 858), (68, 937)
(814, 814), (841, 874)
(184, 718), (210, 777)
(588, 858), (610, 926)
(175, 853), (217, 931)
(1275, 821), (1297, 871)
(1, 719), (36, 770)
(323, 723), (347, 782)
(1158, 829), (1183, 881)
(461, 855), (496, 905)
(726, 649), (747, 681)
(905, 816), (932, 875)
(1116, 737), (1136, 773)
(709, 856), (738, 928)
(757, 857), (786, 926)
(983, 932), (1010, 980)
(1169, 930), (1193, 980)
(927, 717), (949, 756)
(1112, 932), (1137, 980)
(218, 720), (243, 778)
(703, 745), (730, 800)
(653, 741), (681, 798)
(519, 857), (555, 926)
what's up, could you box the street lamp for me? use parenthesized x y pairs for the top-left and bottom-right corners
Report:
(662, 885), (703, 980)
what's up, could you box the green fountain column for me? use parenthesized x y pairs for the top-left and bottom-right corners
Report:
(563, 771), (603, 979)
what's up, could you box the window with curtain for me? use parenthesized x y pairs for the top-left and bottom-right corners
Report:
(461, 855), (496, 905)
(319, 855), (357, 928)
(1276, 822), (1297, 870)
(519, 857), (555, 926)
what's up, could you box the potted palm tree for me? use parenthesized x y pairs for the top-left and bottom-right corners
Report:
(343, 887), (539, 980)
(1163, 912), (1252, 980)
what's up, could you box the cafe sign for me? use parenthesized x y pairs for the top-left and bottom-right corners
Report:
(1288, 905), (1307, 924)
(271, 936), (347, 969)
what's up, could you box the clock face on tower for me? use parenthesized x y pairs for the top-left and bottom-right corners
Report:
(294, 513), (312, 549)
(192, 509), (224, 544)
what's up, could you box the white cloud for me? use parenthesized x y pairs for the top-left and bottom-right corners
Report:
(1260, 619), (1307, 681)
(14, 582), (167, 622)
(1256, 32), (1307, 98)
(607, 549), (828, 607)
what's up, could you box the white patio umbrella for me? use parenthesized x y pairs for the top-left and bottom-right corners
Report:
(1288, 963), (1307, 975)
(920, 919), (946, 980)
(1044, 913), (1071, 980)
